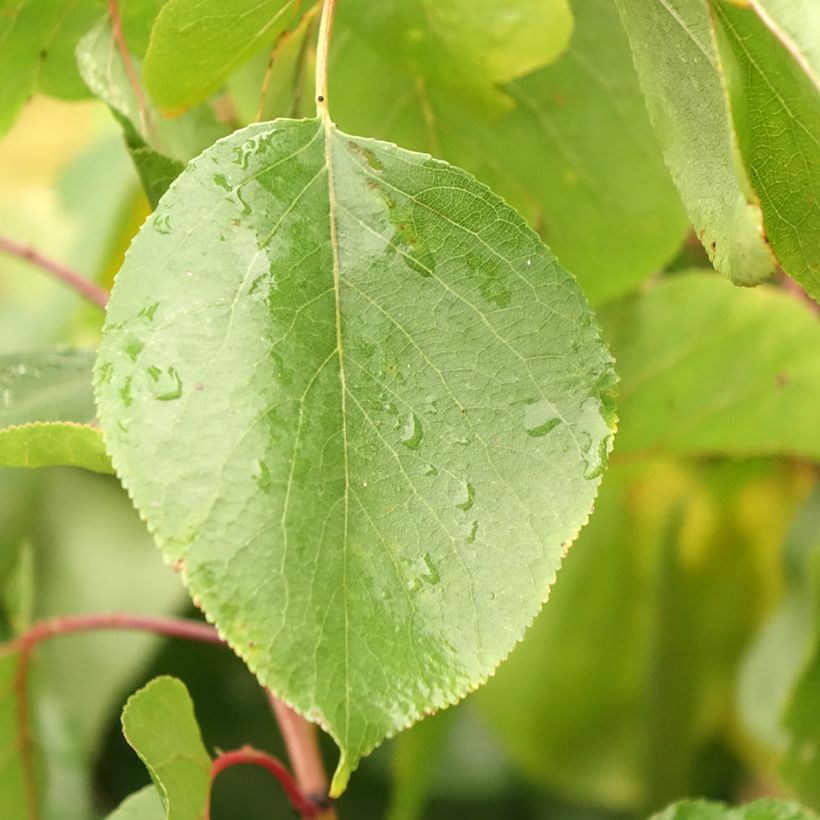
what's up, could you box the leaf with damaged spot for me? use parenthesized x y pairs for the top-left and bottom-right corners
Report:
(95, 117), (617, 793)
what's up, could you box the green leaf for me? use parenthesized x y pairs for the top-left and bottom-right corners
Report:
(738, 487), (820, 759)
(711, 0), (820, 302)
(475, 458), (810, 810)
(121, 676), (211, 820)
(602, 273), (820, 460)
(329, 0), (688, 305)
(76, 16), (226, 204)
(0, 350), (110, 472)
(0, 350), (96, 428)
(142, 0), (303, 114)
(0, 422), (111, 473)
(420, 0), (574, 87)
(614, 0), (775, 285)
(105, 786), (165, 820)
(755, 0), (820, 82)
(96, 118), (617, 793)
(650, 799), (820, 820)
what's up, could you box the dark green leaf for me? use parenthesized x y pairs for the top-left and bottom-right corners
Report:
(142, 0), (303, 114)
(614, 0), (776, 285)
(96, 117), (616, 792)
(712, 0), (820, 302)
(121, 676), (211, 820)
(602, 273), (820, 459)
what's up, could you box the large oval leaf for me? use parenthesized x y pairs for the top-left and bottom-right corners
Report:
(95, 118), (616, 792)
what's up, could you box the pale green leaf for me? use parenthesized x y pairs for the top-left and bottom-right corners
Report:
(0, 422), (111, 473)
(651, 799), (820, 820)
(420, 0), (574, 86)
(121, 676), (211, 820)
(142, 0), (303, 114)
(105, 786), (165, 820)
(329, 0), (688, 305)
(96, 118), (617, 793)
(615, 0), (776, 285)
(476, 458), (810, 810)
(602, 273), (820, 459)
(755, 0), (820, 84)
(712, 0), (820, 302)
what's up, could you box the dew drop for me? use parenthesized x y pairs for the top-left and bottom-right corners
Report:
(424, 464), (439, 477)
(455, 481), (475, 512)
(148, 366), (183, 401)
(524, 399), (561, 438)
(2, 388), (13, 407)
(466, 520), (478, 544)
(254, 459), (272, 493)
(124, 337), (144, 362)
(119, 377), (133, 407)
(400, 412), (423, 450)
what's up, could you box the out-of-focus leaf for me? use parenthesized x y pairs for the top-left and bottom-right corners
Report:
(476, 458), (811, 810)
(0, 350), (96, 428)
(738, 487), (820, 759)
(142, 0), (304, 114)
(421, 0), (573, 88)
(96, 117), (616, 794)
(330, 0), (688, 305)
(651, 798), (820, 820)
(777, 489), (820, 802)
(712, 0), (820, 303)
(77, 17), (226, 204)
(0, 422), (110, 473)
(614, 0), (775, 285)
(755, 0), (820, 81)
(603, 273), (820, 459)
(105, 786), (165, 820)
(0, 351), (110, 472)
(121, 676), (211, 820)
(387, 709), (456, 820)
(31, 469), (187, 819)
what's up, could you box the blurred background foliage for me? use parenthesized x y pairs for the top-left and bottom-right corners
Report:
(0, 0), (818, 816)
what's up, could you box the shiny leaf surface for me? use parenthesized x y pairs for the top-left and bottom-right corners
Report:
(96, 117), (616, 792)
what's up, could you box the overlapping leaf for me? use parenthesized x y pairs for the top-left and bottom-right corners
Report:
(0, 350), (111, 473)
(96, 118), (616, 792)
(712, 0), (820, 301)
(614, 0), (776, 285)
(329, 0), (688, 304)
(652, 799), (819, 820)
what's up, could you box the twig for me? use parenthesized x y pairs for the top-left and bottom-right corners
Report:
(2, 614), (223, 820)
(108, 0), (158, 146)
(208, 745), (323, 819)
(0, 234), (109, 310)
(315, 0), (337, 119)
(267, 692), (336, 817)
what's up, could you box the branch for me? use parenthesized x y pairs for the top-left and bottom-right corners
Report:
(208, 745), (323, 819)
(2, 614), (223, 820)
(108, 0), (158, 146)
(0, 234), (109, 310)
(267, 692), (336, 817)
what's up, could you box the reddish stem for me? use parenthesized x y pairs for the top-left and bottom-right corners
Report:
(267, 692), (335, 816)
(0, 234), (109, 310)
(208, 745), (323, 819)
(108, 0), (158, 145)
(3, 614), (223, 820)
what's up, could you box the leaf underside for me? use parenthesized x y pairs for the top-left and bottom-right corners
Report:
(96, 118), (616, 792)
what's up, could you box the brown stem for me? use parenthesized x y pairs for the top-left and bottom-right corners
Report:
(2, 614), (223, 820)
(108, 0), (158, 146)
(207, 745), (322, 819)
(0, 234), (109, 310)
(267, 692), (336, 817)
